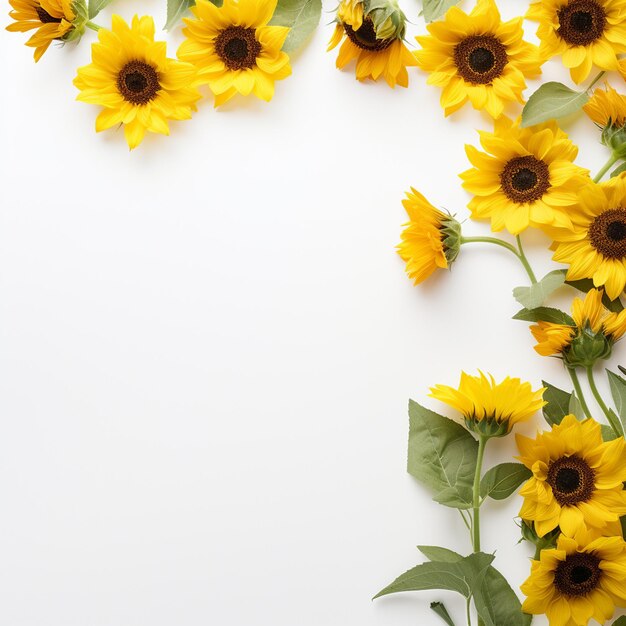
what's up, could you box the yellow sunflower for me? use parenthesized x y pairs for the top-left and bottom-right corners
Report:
(327, 0), (417, 88)
(584, 84), (626, 128)
(522, 532), (626, 626)
(527, 0), (626, 84)
(430, 371), (546, 437)
(531, 288), (626, 365)
(397, 188), (461, 285)
(74, 15), (201, 150)
(6, 0), (75, 62)
(517, 414), (626, 539)
(547, 176), (626, 300)
(415, 0), (543, 118)
(177, 0), (291, 106)
(461, 116), (589, 234)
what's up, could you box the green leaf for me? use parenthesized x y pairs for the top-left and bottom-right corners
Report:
(165, 0), (193, 30)
(611, 162), (626, 178)
(521, 82), (589, 127)
(418, 546), (462, 563)
(607, 369), (626, 434)
(269, 0), (321, 53)
(567, 278), (625, 312)
(430, 602), (456, 626)
(569, 392), (584, 420)
(374, 552), (494, 600)
(542, 381), (577, 426)
(612, 618), (626, 626)
(422, 0), (461, 22)
(408, 400), (478, 510)
(480, 463), (531, 501)
(513, 270), (566, 310)
(602, 424), (618, 441)
(513, 306), (575, 326)
(471, 565), (532, 626)
(87, 0), (111, 18)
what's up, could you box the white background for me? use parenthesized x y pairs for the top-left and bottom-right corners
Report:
(0, 0), (623, 624)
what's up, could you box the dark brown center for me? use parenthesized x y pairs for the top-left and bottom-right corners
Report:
(117, 60), (160, 105)
(557, 0), (607, 46)
(500, 156), (551, 203)
(35, 5), (62, 23)
(547, 456), (595, 506)
(589, 208), (626, 259)
(343, 17), (393, 51)
(215, 26), (261, 71)
(554, 552), (601, 597)
(454, 35), (508, 84)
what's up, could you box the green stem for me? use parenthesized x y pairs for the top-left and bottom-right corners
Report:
(85, 20), (100, 31)
(472, 435), (488, 626)
(533, 544), (542, 561)
(515, 235), (538, 284)
(586, 366), (623, 436)
(567, 367), (593, 419)
(587, 70), (606, 91)
(593, 153), (619, 183)
(466, 597), (473, 626)
(461, 236), (537, 285)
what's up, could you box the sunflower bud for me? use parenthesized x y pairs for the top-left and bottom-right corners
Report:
(520, 520), (559, 551)
(62, 0), (88, 43)
(564, 323), (612, 368)
(601, 125), (626, 159)
(363, 0), (407, 41)
(440, 215), (462, 265)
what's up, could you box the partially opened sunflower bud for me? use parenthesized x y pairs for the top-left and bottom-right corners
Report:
(584, 85), (626, 158)
(397, 188), (461, 285)
(327, 0), (416, 88)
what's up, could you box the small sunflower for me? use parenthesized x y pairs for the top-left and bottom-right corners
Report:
(414, 0), (543, 118)
(177, 0), (291, 106)
(547, 176), (626, 300)
(527, 0), (626, 84)
(397, 188), (461, 285)
(461, 116), (589, 234)
(584, 84), (626, 128)
(327, 0), (417, 88)
(517, 414), (626, 538)
(6, 0), (75, 62)
(74, 15), (201, 150)
(430, 371), (546, 437)
(530, 288), (626, 365)
(522, 532), (626, 626)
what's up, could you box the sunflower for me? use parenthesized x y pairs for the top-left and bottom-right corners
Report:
(74, 15), (201, 150)
(6, 0), (75, 62)
(547, 176), (626, 300)
(530, 288), (626, 365)
(461, 116), (589, 234)
(527, 0), (626, 84)
(584, 84), (626, 128)
(327, 0), (417, 88)
(414, 0), (543, 119)
(429, 371), (546, 437)
(177, 0), (291, 106)
(517, 414), (626, 539)
(521, 532), (626, 626)
(397, 188), (461, 285)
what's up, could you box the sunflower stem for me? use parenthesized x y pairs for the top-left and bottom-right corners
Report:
(471, 435), (488, 626)
(567, 367), (593, 420)
(461, 236), (537, 284)
(466, 597), (473, 626)
(515, 235), (537, 284)
(587, 70), (605, 91)
(85, 20), (101, 31)
(593, 152), (620, 183)
(586, 366), (623, 436)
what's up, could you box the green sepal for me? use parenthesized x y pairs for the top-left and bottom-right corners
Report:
(364, 0), (406, 40)
(465, 416), (509, 438)
(564, 323), (612, 368)
(520, 519), (559, 552)
(441, 214), (462, 264)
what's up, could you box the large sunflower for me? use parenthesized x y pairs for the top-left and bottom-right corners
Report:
(430, 371), (546, 437)
(6, 0), (75, 62)
(517, 414), (626, 538)
(522, 532), (626, 626)
(74, 15), (201, 150)
(461, 116), (589, 234)
(530, 288), (626, 363)
(327, 0), (417, 88)
(414, 0), (543, 118)
(397, 188), (461, 285)
(527, 0), (626, 84)
(177, 0), (291, 106)
(546, 176), (626, 300)
(584, 84), (626, 128)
